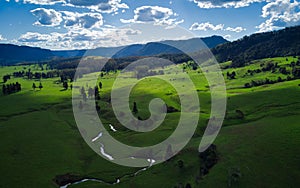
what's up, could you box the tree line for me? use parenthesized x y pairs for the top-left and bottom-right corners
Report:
(2, 82), (21, 95)
(243, 60), (300, 88)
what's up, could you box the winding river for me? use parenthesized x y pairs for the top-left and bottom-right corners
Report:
(60, 127), (155, 188)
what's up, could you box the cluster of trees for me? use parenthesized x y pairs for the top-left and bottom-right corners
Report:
(59, 69), (77, 82)
(260, 62), (279, 72)
(243, 62), (280, 77)
(47, 57), (81, 70)
(199, 144), (218, 177)
(12, 68), (79, 82)
(212, 26), (300, 67)
(62, 82), (72, 90)
(244, 76), (293, 88)
(47, 53), (187, 76)
(2, 75), (10, 83)
(174, 144), (218, 188)
(292, 67), (300, 78)
(32, 83), (43, 90)
(183, 61), (198, 70)
(12, 70), (60, 80)
(79, 84), (101, 102)
(226, 71), (236, 79)
(243, 60), (300, 88)
(2, 82), (21, 95)
(243, 61), (300, 78)
(135, 66), (164, 79)
(78, 84), (102, 111)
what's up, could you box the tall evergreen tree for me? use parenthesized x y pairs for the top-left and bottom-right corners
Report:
(63, 82), (68, 90)
(94, 86), (100, 100)
(32, 83), (36, 91)
(132, 101), (138, 114)
(39, 82), (43, 90)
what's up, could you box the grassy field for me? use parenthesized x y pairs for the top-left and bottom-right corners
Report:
(0, 56), (300, 187)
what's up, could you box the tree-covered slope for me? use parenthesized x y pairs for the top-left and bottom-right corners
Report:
(212, 26), (300, 67)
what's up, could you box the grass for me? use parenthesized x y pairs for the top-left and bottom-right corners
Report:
(0, 56), (300, 187)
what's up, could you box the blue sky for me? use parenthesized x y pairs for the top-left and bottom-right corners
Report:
(0, 0), (299, 50)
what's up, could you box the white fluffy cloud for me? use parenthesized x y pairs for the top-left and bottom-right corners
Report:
(24, 0), (64, 5)
(120, 6), (183, 27)
(224, 34), (231, 39)
(189, 22), (246, 32)
(30, 8), (104, 29)
(189, 22), (224, 31)
(225, 26), (246, 32)
(67, 0), (128, 13)
(0, 34), (6, 41)
(23, 0), (128, 13)
(18, 32), (50, 42)
(192, 0), (265, 8)
(31, 8), (62, 27)
(62, 11), (104, 29)
(258, 0), (300, 32)
(17, 28), (141, 50)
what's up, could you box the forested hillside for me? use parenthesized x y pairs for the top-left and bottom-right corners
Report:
(212, 26), (300, 67)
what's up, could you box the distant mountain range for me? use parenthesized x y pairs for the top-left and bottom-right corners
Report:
(1, 25), (299, 67)
(112, 36), (228, 58)
(0, 44), (54, 64)
(0, 36), (227, 65)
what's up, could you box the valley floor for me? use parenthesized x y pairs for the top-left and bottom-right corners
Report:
(0, 57), (300, 187)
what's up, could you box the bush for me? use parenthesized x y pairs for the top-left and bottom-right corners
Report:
(227, 167), (242, 187)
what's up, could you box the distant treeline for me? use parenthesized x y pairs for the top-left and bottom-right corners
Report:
(240, 60), (300, 88)
(3, 69), (79, 84)
(2, 82), (21, 95)
(44, 53), (191, 74)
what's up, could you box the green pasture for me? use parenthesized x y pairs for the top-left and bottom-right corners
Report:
(0, 56), (300, 187)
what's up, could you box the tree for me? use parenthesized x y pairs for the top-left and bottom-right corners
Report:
(235, 109), (244, 119)
(95, 102), (100, 112)
(80, 86), (85, 96)
(132, 101), (138, 113)
(15, 82), (21, 91)
(32, 83), (37, 91)
(2, 75), (10, 83)
(177, 160), (184, 169)
(82, 92), (87, 102)
(2, 84), (6, 94)
(244, 83), (251, 88)
(39, 82), (43, 90)
(292, 67), (300, 78)
(228, 167), (242, 187)
(79, 101), (83, 110)
(231, 71), (236, 78)
(88, 87), (94, 99)
(99, 82), (103, 89)
(63, 82), (68, 90)
(95, 86), (100, 100)
(227, 71), (236, 79)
